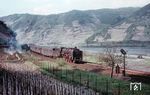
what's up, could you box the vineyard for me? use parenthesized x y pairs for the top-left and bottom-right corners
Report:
(0, 69), (99, 95)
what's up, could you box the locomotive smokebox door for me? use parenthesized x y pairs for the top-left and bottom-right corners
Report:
(73, 47), (83, 63)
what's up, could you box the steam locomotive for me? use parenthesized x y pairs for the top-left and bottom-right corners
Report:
(28, 44), (83, 63)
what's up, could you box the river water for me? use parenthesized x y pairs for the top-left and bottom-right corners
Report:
(80, 47), (150, 56)
(80, 46), (150, 73)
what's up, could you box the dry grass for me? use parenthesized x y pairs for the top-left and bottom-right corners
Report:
(83, 52), (109, 64)
(24, 53), (73, 71)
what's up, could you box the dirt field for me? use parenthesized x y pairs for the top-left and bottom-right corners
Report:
(1, 49), (150, 79)
(28, 51), (150, 81)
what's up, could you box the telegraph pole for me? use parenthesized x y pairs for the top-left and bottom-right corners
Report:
(120, 49), (126, 76)
(123, 54), (126, 76)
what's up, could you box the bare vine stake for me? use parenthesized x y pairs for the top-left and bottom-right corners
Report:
(39, 74), (42, 95)
(15, 74), (19, 95)
(2, 72), (6, 95)
(6, 73), (9, 95)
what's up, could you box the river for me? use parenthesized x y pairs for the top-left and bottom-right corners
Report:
(80, 47), (150, 56)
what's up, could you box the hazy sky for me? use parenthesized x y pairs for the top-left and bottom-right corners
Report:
(0, 0), (150, 16)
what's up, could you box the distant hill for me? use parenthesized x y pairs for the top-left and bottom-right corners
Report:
(94, 4), (150, 43)
(0, 7), (143, 46)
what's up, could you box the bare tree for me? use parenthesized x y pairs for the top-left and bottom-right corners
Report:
(104, 47), (118, 78)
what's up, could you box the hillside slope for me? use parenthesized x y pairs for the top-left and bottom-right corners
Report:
(94, 4), (150, 43)
(0, 7), (140, 46)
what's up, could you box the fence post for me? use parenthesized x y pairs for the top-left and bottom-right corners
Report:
(87, 73), (90, 88)
(95, 75), (98, 92)
(50, 64), (51, 73)
(65, 67), (67, 81)
(48, 63), (50, 72)
(72, 70), (74, 83)
(99, 82), (102, 95)
(52, 64), (54, 74)
(106, 79), (109, 95)
(118, 82), (120, 95)
(60, 66), (62, 80)
(79, 72), (82, 95)
(132, 87), (134, 95)
(79, 71), (81, 85)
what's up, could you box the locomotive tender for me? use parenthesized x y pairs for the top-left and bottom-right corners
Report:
(29, 44), (83, 63)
